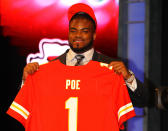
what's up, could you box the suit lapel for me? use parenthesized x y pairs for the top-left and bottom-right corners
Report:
(92, 50), (99, 61)
(59, 52), (67, 65)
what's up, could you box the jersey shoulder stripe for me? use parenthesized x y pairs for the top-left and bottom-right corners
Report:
(9, 101), (30, 120)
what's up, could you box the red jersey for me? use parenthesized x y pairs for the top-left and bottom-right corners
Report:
(7, 60), (135, 131)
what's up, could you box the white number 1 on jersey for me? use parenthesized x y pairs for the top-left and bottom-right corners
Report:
(65, 97), (78, 131)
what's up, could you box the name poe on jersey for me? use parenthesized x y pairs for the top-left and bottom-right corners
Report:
(66, 79), (81, 90)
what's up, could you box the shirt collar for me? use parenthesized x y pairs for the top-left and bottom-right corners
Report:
(66, 48), (94, 66)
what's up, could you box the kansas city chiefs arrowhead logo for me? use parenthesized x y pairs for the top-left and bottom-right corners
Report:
(26, 38), (70, 65)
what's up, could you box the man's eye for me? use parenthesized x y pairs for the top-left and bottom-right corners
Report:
(83, 30), (88, 33)
(70, 30), (76, 32)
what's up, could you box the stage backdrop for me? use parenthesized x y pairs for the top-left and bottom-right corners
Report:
(1, 0), (119, 59)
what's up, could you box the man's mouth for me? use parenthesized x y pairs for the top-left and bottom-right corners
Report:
(75, 40), (83, 42)
(73, 39), (84, 43)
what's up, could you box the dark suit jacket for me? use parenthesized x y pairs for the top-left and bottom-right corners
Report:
(52, 49), (149, 107)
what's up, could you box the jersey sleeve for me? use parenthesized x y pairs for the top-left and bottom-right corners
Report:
(6, 75), (34, 127)
(113, 75), (136, 130)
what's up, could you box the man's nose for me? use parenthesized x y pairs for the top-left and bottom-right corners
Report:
(75, 31), (82, 37)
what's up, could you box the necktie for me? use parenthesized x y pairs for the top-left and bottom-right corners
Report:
(75, 55), (84, 66)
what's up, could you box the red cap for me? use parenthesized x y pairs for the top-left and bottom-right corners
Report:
(68, 3), (97, 25)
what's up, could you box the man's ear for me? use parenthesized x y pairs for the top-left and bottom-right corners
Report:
(93, 32), (96, 40)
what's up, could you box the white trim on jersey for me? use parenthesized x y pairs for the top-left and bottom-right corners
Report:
(118, 102), (134, 121)
(10, 101), (30, 119)
(100, 62), (113, 70)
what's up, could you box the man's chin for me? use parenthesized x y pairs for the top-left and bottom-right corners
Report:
(70, 47), (85, 53)
(69, 41), (93, 54)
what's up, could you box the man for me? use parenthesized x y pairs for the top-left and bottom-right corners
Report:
(22, 3), (149, 107)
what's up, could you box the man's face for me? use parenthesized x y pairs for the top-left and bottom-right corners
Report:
(68, 18), (96, 53)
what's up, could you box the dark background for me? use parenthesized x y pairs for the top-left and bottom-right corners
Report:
(0, 0), (168, 131)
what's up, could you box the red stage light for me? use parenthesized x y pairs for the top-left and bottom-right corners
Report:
(1, 0), (119, 57)
(35, 0), (56, 6)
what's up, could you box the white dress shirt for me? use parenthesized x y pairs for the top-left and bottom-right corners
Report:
(66, 48), (137, 92)
(66, 48), (94, 66)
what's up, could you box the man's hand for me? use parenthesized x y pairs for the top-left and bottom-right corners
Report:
(108, 61), (131, 80)
(22, 62), (39, 82)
